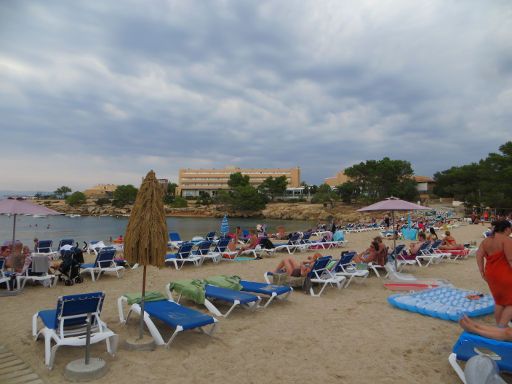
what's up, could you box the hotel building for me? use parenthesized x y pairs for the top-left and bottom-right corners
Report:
(177, 166), (301, 197)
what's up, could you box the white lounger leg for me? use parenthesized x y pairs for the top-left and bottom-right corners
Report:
(448, 353), (467, 383)
(125, 303), (166, 346)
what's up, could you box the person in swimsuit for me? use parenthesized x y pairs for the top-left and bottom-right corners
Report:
(353, 238), (381, 263)
(273, 253), (322, 277)
(476, 219), (512, 327)
(237, 229), (259, 255)
(439, 231), (463, 250)
(459, 315), (512, 341)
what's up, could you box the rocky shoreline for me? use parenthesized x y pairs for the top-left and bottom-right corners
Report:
(35, 199), (367, 222)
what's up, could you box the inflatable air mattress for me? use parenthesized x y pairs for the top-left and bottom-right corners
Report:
(388, 287), (494, 321)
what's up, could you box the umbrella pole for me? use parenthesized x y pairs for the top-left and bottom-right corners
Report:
(12, 213), (17, 247)
(139, 264), (147, 340)
(392, 211), (397, 271)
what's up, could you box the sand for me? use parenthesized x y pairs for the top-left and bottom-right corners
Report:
(0, 223), (499, 383)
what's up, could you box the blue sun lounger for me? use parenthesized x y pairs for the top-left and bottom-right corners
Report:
(33, 292), (118, 368)
(240, 280), (292, 308)
(204, 275), (292, 308)
(118, 296), (218, 348)
(166, 282), (261, 318)
(449, 331), (512, 382)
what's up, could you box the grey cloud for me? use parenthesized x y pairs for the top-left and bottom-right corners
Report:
(0, 0), (511, 189)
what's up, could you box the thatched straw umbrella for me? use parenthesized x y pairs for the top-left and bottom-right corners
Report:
(124, 170), (168, 339)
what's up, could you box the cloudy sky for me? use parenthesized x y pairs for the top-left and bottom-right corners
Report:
(1, 0), (511, 191)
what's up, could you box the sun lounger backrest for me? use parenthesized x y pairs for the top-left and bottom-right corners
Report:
(205, 232), (216, 241)
(430, 240), (442, 250)
(307, 256), (332, 278)
(55, 292), (105, 330)
(169, 232), (181, 242)
(177, 243), (194, 258)
(0, 258), (5, 271)
(95, 249), (116, 267)
(388, 244), (406, 259)
(196, 241), (212, 255)
(335, 252), (357, 271)
(58, 239), (74, 248)
(213, 238), (230, 252)
(37, 240), (53, 253)
(288, 233), (300, 244)
(417, 242), (431, 253)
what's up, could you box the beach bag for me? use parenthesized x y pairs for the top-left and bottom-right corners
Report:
(272, 273), (304, 288)
(272, 272), (289, 286)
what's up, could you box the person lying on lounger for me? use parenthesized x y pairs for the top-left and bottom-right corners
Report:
(273, 253), (322, 277)
(439, 231), (464, 250)
(354, 237), (386, 264)
(237, 229), (259, 255)
(409, 232), (427, 255)
(459, 315), (512, 341)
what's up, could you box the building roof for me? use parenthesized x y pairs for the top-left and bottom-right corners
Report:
(413, 176), (435, 183)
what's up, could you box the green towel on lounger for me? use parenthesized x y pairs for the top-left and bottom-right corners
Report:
(124, 291), (167, 305)
(205, 275), (242, 291)
(168, 279), (206, 304)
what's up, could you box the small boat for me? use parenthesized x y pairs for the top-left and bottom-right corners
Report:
(67, 214), (81, 218)
(32, 214), (47, 218)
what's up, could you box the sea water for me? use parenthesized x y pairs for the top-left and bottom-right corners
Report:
(0, 215), (315, 246)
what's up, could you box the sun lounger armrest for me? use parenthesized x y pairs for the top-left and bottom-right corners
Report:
(118, 296), (128, 323)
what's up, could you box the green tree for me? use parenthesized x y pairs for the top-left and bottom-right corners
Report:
(311, 183), (339, 204)
(434, 141), (512, 210)
(257, 176), (288, 201)
(170, 196), (188, 208)
(308, 185), (319, 195)
(112, 185), (138, 207)
(344, 157), (418, 202)
(167, 182), (178, 196)
(336, 181), (360, 203)
(228, 172), (250, 188)
(54, 186), (72, 199)
(66, 191), (86, 206)
(196, 191), (213, 206)
(95, 198), (111, 206)
(231, 185), (267, 211)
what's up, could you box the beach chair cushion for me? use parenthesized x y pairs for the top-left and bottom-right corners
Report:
(452, 331), (512, 373)
(240, 280), (291, 296)
(143, 300), (216, 331)
(388, 287), (495, 321)
(205, 285), (259, 305)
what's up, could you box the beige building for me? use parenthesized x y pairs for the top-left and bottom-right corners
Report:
(414, 176), (435, 199)
(83, 184), (117, 198)
(177, 166), (301, 197)
(324, 170), (350, 187)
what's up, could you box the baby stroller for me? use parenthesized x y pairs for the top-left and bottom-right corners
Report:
(58, 246), (84, 286)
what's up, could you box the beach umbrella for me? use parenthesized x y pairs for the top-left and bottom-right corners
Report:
(123, 170), (168, 339)
(357, 197), (430, 270)
(0, 197), (61, 247)
(220, 214), (229, 236)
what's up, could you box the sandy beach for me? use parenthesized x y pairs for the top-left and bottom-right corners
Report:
(0, 223), (500, 383)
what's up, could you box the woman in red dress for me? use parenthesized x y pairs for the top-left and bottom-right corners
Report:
(476, 219), (512, 327)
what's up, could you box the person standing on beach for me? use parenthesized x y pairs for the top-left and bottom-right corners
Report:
(476, 219), (512, 327)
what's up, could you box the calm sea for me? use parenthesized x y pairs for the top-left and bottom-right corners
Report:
(0, 215), (315, 246)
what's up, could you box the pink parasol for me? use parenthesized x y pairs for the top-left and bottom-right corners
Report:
(357, 197), (430, 269)
(0, 197), (61, 246)
(357, 198), (430, 213)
